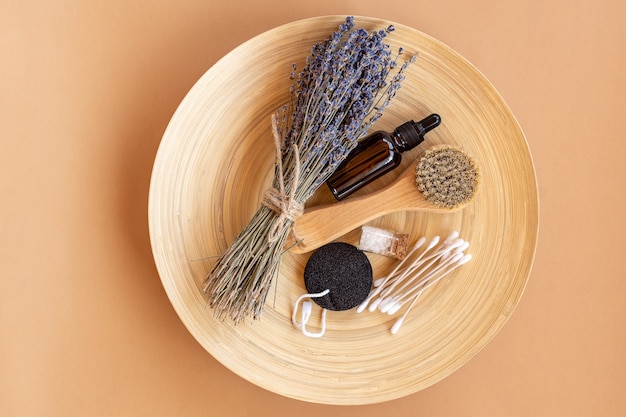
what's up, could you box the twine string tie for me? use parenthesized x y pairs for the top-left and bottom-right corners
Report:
(262, 114), (303, 243)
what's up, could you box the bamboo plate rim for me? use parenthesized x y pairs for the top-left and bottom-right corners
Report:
(148, 15), (539, 405)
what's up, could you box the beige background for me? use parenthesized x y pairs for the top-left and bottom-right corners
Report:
(2, 0), (624, 416)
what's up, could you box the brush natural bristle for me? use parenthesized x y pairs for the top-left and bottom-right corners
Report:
(415, 145), (480, 208)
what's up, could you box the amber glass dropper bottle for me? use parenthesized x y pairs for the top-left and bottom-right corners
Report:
(327, 113), (441, 200)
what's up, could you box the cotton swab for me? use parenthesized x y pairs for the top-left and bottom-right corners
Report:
(390, 254), (472, 334)
(379, 252), (464, 315)
(383, 240), (466, 299)
(392, 253), (471, 308)
(375, 236), (444, 298)
(389, 250), (465, 303)
(360, 234), (453, 313)
(362, 235), (442, 313)
(375, 234), (465, 303)
(356, 236), (427, 313)
(358, 231), (472, 335)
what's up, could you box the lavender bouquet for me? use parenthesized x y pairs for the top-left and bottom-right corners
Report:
(203, 17), (415, 323)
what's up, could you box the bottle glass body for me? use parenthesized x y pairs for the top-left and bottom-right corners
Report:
(326, 131), (402, 200)
(326, 114), (441, 200)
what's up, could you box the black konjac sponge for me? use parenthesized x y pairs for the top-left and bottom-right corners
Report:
(304, 242), (373, 311)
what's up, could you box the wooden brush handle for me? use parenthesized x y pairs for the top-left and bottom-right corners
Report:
(287, 159), (454, 254)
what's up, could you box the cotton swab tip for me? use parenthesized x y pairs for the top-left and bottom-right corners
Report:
(387, 302), (402, 315)
(459, 254), (473, 265)
(457, 240), (470, 252)
(447, 238), (465, 251)
(378, 298), (394, 313)
(368, 297), (382, 312)
(356, 299), (369, 313)
(391, 317), (405, 334)
(443, 231), (460, 245)
(414, 236), (426, 248)
(426, 235), (440, 250)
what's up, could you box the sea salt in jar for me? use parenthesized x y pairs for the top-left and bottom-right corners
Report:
(358, 225), (409, 260)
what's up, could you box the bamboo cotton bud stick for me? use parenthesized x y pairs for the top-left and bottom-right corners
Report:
(389, 245), (466, 298)
(356, 236), (426, 313)
(390, 254), (472, 334)
(378, 237), (460, 299)
(358, 234), (446, 313)
(391, 252), (466, 306)
(359, 232), (472, 334)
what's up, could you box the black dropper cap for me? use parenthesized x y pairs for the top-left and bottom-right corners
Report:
(394, 113), (441, 151)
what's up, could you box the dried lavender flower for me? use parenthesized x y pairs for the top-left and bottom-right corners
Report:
(204, 16), (417, 323)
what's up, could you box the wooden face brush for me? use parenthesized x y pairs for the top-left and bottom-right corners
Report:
(287, 145), (479, 254)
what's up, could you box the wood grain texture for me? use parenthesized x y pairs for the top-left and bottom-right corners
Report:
(148, 15), (538, 405)
(287, 156), (471, 254)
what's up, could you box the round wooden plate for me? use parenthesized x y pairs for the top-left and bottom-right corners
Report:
(148, 16), (539, 404)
